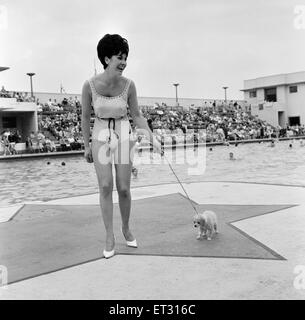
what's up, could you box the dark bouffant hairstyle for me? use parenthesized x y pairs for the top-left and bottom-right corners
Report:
(97, 34), (129, 69)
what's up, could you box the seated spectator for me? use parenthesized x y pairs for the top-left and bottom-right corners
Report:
(45, 138), (56, 152)
(59, 137), (68, 151)
(0, 133), (11, 155)
(9, 129), (22, 143)
(0, 86), (11, 98)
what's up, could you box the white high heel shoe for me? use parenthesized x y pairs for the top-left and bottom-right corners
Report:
(103, 236), (115, 259)
(103, 249), (115, 259)
(121, 228), (137, 248)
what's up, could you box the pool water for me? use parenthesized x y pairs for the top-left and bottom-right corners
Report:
(1, 140), (305, 206)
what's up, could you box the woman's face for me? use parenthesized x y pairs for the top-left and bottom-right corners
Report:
(106, 52), (127, 75)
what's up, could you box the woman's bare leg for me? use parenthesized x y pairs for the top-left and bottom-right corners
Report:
(92, 140), (115, 251)
(115, 163), (135, 241)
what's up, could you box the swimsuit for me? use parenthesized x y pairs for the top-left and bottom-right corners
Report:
(88, 77), (136, 164)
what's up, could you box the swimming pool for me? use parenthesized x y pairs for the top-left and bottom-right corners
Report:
(1, 139), (305, 206)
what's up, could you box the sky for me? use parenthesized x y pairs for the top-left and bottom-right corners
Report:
(0, 0), (305, 100)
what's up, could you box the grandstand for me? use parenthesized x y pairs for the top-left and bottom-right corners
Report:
(2, 67), (305, 156)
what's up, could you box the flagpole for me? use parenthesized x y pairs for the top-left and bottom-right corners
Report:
(94, 57), (97, 76)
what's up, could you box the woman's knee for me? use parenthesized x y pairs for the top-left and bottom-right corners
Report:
(100, 183), (113, 197)
(117, 186), (131, 198)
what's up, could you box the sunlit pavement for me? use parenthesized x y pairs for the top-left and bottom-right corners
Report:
(1, 181), (305, 300)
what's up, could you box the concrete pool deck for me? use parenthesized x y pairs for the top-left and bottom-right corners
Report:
(1, 181), (305, 300)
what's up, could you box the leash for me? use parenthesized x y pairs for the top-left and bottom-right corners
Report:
(162, 151), (199, 216)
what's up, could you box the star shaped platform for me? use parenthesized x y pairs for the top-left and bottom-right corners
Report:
(0, 193), (292, 284)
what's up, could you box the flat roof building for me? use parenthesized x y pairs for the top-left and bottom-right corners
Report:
(1, 67), (38, 140)
(0, 98), (39, 141)
(242, 71), (305, 127)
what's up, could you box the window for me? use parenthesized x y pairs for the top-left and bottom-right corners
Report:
(2, 117), (17, 128)
(249, 90), (257, 98)
(289, 86), (298, 93)
(264, 87), (277, 102)
(289, 116), (300, 126)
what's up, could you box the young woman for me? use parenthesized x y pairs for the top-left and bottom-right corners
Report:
(81, 34), (162, 259)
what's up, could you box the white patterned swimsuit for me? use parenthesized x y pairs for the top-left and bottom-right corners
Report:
(88, 77), (135, 164)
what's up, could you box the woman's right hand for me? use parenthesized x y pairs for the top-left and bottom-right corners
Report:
(84, 146), (93, 163)
(152, 137), (164, 156)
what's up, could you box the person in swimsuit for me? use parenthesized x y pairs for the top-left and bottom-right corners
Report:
(81, 34), (162, 259)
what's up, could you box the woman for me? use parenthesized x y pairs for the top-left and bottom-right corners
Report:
(81, 34), (162, 259)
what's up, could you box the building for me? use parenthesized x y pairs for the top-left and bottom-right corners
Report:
(1, 66), (38, 141)
(242, 71), (305, 127)
(0, 97), (38, 141)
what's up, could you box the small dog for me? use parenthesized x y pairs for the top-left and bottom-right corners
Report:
(193, 210), (218, 240)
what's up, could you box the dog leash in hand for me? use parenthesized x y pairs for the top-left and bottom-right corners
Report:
(162, 152), (199, 216)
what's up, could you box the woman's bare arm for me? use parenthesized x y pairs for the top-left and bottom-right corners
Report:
(128, 80), (159, 149)
(81, 81), (93, 162)
(81, 81), (92, 149)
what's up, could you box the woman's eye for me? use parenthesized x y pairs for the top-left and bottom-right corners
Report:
(117, 56), (126, 61)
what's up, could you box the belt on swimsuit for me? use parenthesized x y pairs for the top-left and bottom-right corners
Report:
(96, 116), (131, 135)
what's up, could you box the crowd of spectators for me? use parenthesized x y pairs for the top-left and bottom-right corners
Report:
(38, 111), (83, 150)
(25, 130), (82, 153)
(37, 96), (81, 113)
(1, 86), (35, 102)
(2, 95), (305, 156)
(141, 101), (267, 142)
(0, 91), (84, 155)
(140, 101), (305, 143)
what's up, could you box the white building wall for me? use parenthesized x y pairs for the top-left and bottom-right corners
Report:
(286, 83), (305, 121)
(277, 86), (287, 105)
(0, 98), (38, 140)
(250, 105), (278, 127)
(244, 71), (305, 126)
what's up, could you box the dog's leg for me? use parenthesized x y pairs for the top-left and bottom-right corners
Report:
(214, 223), (218, 234)
(196, 230), (202, 240)
(197, 226), (205, 240)
(206, 228), (212, 241)
(200, 227), (206, 237)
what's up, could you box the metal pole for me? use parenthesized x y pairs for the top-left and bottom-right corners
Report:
(27, 73), (35, 98)
(222, 86), (228, 104)
(173, 83), (179, 106)
(30, 77), (33, 97)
